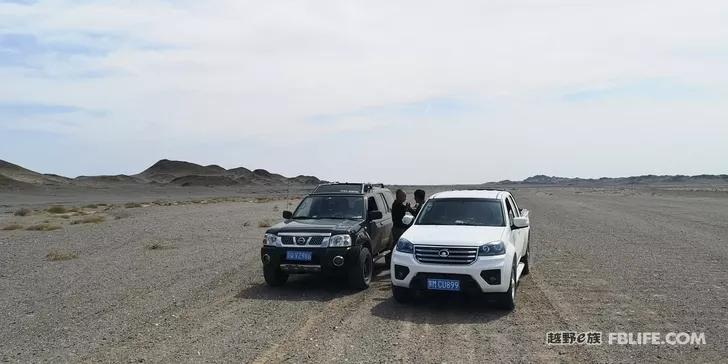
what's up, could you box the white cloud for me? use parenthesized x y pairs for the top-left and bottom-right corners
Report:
(1, 0), (727, 182)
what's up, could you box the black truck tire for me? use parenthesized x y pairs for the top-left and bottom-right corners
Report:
(263, 265), (289, 286)
(348, 246), (373, 290)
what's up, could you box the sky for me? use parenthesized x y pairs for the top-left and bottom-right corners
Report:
(1, 0), (727, 184)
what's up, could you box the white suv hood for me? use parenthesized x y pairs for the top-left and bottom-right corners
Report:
(401, 225), (506, 247)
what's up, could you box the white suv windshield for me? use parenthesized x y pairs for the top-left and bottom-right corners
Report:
(415, 198), (505, 226)
(293, 195), (365, 220)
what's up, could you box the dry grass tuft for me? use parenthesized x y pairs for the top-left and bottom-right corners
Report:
(70, 215), (105, 225)
(46, 206), (68, 214)
(110, 210), (131, 220)
(2, 224), (23, 230)
(14, 208), (31, 216)
(46, 250), (78, 261)
(258, 218), (274, 228)
(145, 241), (174, 250)
(26, 223), (61, 231)
(124, 202), (143, 208)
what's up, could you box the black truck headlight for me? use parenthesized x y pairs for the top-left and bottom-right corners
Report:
(263, 233), (279, 246)
(329, 234), (352, 247)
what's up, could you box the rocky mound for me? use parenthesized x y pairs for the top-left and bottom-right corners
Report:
(0, 174), (33, 189)
(75, 175), (145, 184)
(169, 175), (240, 187)
(0, 158), (323, 189)
(137, 159), (226, 183)
(290, 175), (322, 184)
(490, 174), (728, 186)
(0, 159), (71, 186)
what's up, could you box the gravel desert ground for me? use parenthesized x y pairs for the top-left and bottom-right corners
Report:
(1, 186), (727, 363)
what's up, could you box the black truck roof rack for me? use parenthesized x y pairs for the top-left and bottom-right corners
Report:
(312, 182), (386, 194)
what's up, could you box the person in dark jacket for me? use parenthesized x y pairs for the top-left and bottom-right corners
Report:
(412, 189), (426, 216)
(391, 189), (415, 243)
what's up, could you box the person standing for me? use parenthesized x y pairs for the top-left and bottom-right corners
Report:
(412, 189), (426, 216)
(391, 189), (411, 244)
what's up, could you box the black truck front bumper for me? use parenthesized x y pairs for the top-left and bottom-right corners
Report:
(261, 245), (362, 274)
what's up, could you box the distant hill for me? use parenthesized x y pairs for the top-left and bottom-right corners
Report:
(0, 158), (324, 188)
(487, 174), (728, 186)
(137, 159), (227, 183)
(74, 175), (145, 185)
(136, 159), (322, 186)
(0, 159), (71, 186)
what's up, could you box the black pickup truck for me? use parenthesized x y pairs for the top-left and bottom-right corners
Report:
(260, 183), (395, 289)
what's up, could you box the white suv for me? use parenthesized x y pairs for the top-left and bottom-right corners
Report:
(390, 190), (531, 309)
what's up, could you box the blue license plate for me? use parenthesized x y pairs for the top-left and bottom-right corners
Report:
(286, 250), (312, 262)
(426, 278), (461, 291)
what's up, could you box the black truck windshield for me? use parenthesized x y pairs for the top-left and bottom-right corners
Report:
(293, 195), (365, 220)
(415, 198), (505, 226)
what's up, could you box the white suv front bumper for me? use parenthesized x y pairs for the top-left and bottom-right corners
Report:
(390, 250), (513, 293)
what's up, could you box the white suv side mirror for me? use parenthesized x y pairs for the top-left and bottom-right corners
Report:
(402, 214), (414, 225)
(512, 216), (529, 229)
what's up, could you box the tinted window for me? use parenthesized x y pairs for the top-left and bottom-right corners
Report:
(293, 196), (364, 219)
(367, 196), (379, 212)
(415, 198), (505, 227)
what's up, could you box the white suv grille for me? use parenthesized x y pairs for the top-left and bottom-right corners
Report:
(414, 245), (478, 265)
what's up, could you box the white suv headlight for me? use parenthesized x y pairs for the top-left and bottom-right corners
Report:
(263, 233), (280, 246)
(479, 241), (506, 256)
(329, 234), (352, 247)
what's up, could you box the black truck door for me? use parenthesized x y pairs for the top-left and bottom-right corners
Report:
(366, 195), (384, 253)
(377, 192), (394, 252)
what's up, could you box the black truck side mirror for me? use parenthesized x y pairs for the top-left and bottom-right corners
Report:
(282, 211), (293, 219)
(367, 210), (383, 220)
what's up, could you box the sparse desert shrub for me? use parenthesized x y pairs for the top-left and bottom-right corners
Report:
(242, 221), (251, 227)
(145, 241), (174, 250)
(258, 219), (274, 228)
(254, 197), (275, 203)
(2, 224), (23, 230)
(26, 223), (61, 231)
(70, 215), (105, 225)
(46, 206), (68, 214)
(83, 204), (99, 209)
(110, 210), (131, 220)
(46, 250), (78, 261)
(14, 208), (31, 216)
(124, 202), (142, 208)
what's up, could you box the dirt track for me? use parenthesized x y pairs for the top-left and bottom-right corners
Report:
(1, 187), (727, 363)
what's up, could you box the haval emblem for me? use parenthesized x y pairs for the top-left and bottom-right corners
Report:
(439, 249), (450, 258)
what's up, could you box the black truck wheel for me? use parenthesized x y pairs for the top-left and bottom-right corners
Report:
(263, 265), (289, 286)
(348, 246), (373, 290)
